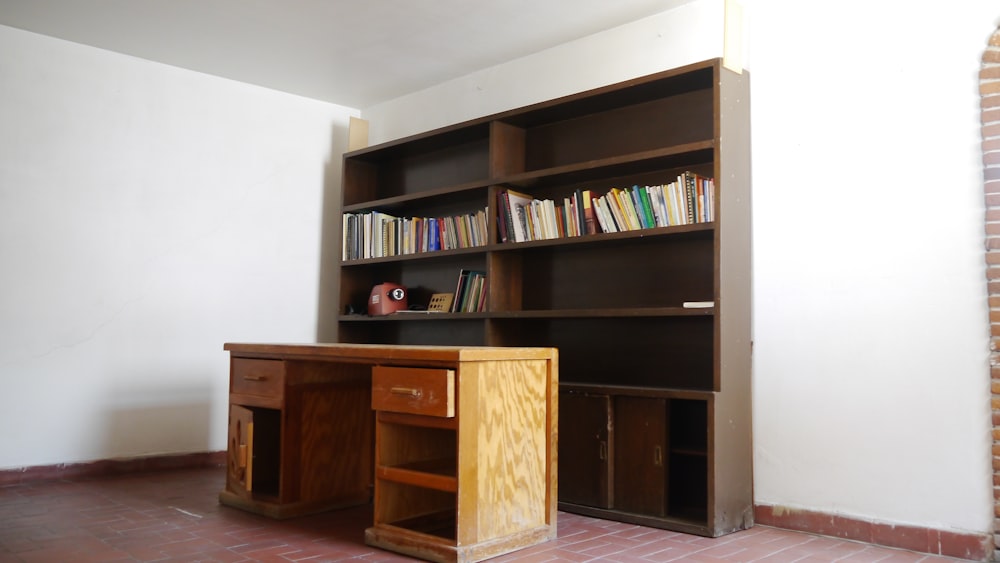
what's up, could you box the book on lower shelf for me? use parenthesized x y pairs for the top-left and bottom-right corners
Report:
(450, 269), (487, 313)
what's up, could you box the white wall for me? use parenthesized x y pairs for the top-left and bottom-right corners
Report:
(362, 0), (724, 144)
(0, 25), (355, 468)
(748, 1), (995, 534)
(361, 0), (997, 537)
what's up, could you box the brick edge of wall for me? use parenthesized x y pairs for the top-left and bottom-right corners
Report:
(985, 27), (1000, 561)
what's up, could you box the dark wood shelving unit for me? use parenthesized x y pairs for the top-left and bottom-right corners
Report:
(338, 57), (751, 537)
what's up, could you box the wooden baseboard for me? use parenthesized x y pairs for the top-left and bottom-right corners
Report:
(0, 451), (226, 486)
(755, 503), (992, 561)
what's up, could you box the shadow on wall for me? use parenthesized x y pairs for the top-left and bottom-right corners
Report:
(103, 383), (215, 460)
(316, 121), (351, 343)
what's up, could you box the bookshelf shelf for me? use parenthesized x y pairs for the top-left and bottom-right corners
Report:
(339, 312), (491, 322)
(497, 141), (715, 189)
(492, 222), (714, 248)
(340, 246), (488, 267)
(342, 180), (493, 213)
(338, 58), (751, 537)
(341, 221), (714, 264)
(339, 307), (713, 323)
(490, 307), (715, 318)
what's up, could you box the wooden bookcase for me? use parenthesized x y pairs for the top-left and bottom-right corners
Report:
(338, 58), (752, 537)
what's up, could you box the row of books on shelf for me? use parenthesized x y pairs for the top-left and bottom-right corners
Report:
(497, 188), (595, 243)
(498, 172), (714, 243)
(342, 208), (488, 260)
(341, 172), (714, 259)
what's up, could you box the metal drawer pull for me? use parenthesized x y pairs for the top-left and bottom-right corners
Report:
(242, 375), (267, 381)
(390, 386), (422, 398)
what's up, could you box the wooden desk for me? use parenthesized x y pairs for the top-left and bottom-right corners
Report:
(219, 343), (558, 563)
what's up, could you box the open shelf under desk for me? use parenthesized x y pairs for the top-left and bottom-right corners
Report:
(376, 462), (458, 493)
(379, 513), (458, 541)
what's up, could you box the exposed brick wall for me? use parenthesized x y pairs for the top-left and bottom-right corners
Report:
(984, 27), (1000, 558)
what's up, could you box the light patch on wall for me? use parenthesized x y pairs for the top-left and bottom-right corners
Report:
(348, 116), (369, 151)
(723, 0), (744, 73)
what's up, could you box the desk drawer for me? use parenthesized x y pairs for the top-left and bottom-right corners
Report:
(232, 358), (285, 398)
(372, 366), (454, 417)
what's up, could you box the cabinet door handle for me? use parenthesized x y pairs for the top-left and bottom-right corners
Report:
(238, 444), (248, 468)
(599, 441), (608, 461)
(390, 386), (422, 398)
(653, 446), (663, 467)
(242, 375), (267, 382)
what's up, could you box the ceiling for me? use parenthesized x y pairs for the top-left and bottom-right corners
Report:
(0, 0), (691, 109)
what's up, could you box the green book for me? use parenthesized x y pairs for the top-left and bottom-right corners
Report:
(634, 185), (655, 229)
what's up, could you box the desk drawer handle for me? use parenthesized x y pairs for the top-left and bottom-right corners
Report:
(390, 386), (422, 398)
(242, 375), (268, 382)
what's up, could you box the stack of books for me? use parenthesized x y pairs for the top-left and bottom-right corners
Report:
(496, 172), (714, 241)
(450, 269), (487, 313)
(342, 208), (488, 260)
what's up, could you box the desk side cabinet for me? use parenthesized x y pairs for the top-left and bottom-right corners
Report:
(364, 350), (558, 563)
(219, 355), (374, 519)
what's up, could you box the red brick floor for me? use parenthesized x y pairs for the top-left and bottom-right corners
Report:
(0, 467), (972, 562)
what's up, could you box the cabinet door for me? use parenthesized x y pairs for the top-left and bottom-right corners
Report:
(226, 405), (282, 501)
(614, 396), (667, 517)
(227, 405), (255, 499)
(558, 392), (611, 508)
